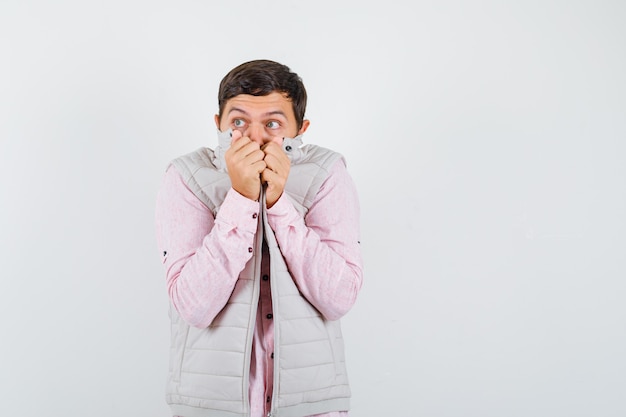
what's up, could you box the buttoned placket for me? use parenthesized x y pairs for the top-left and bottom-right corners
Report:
(259, 238), (275, 416)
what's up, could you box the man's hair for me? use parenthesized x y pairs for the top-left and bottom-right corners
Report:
(218, 59), (307, 130)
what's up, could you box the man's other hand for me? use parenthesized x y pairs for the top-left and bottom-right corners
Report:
(261, 141), (291, 208)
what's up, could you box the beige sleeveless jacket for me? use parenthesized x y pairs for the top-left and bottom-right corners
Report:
(165, 142), (351, 417)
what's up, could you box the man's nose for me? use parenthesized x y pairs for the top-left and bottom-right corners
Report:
(245, 124), (271, 145)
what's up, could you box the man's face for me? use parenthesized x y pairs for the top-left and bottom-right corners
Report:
(215, 91), (309, 145)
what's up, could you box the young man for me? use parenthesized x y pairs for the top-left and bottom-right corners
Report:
(155, 60), (363, 417)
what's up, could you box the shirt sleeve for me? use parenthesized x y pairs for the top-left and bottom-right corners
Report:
(155, 165), (260, 328)
(266, 158), (364, 321)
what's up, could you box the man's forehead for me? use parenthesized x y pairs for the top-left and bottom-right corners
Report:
(227, 92), (290, 104)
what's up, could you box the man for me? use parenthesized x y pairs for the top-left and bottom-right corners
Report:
(155, 59), (363, 417)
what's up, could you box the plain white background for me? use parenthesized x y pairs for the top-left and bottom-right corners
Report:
(1, 1), (625, 416)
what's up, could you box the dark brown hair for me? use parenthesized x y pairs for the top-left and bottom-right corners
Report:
(217, 60), (307, 129)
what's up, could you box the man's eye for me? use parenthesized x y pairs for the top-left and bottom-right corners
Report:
(266, 121), (280, 129)
(233, 119), (245, 128)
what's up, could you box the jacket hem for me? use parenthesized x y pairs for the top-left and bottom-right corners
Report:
(169, 404), (246, 417)
(272, 398), (350, 417)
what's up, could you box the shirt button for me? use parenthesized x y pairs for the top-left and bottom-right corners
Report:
(262, 274), (269, 281)
(266, 396), (271, 403)
(248, 247), (253, 253)
(285, 145), (292, 152)
(271, 352), (274, 359)
(266, 313), (273, 320)
(252, 213), (258, 219)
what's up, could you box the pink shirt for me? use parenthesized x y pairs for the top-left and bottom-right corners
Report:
(155, 158), (363, 417)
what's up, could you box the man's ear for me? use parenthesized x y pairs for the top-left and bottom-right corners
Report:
(214, 114), (221, 129)
(298, 119), (310, 135)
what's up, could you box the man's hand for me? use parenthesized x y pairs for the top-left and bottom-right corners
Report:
(225, 130), (267, 201)
(261, 141), (291, 208)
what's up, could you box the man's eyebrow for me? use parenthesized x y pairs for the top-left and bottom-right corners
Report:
(227, 107), (249, 116)
(226, 107), (287, 118)
(263, 110), (287, 118)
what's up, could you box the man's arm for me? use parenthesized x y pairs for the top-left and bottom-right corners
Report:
(155, 165), (259, 328)
(267, 159), (364, 320)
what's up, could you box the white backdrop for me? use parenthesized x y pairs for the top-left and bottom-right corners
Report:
(1, 1), (625, 416)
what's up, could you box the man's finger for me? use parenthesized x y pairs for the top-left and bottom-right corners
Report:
(261, 168), (277, 184)
(230, 129), (243, 144)
(228, 132), (250, 153)
(260, 140), (283, 154)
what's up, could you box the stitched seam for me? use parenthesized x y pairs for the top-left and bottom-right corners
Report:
(181, 347), (245, 353)
(180, 370), (243, 377)
(167, 393), (242, 403)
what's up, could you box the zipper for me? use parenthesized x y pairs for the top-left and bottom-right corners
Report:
(243, 187), (264, 415)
